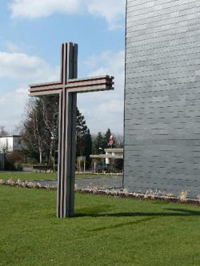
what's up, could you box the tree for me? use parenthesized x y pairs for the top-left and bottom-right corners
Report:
(21, 99), (49, 164)
(40, 96), (59, 163)
(104, 128), (112, 144)
(114, 134), (124, 148)
(83, 130), (92, 160)
(92, 129), (124, 155)
(21, 97), (91, 165)
(76, 109), (92, 161)
(0, 126), (8, 137)
(92, 132), (104, 154)
(104, 128), (115, 148)
(0, 126), (9, 153)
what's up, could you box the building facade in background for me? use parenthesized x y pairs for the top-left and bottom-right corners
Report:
(0, 136), (23, 153)
(90, 148), (123, 173)
(124, 0), (200, 198)
(0, 154), (5, 170)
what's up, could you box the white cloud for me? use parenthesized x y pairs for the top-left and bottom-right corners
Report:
(9, 0), (80, 19)
(78, 50), (125, 134)
(0, 88), (28, 133)
(3, 41), (22, 53)
(0, 49), (124, 134)
(0, 51), (59, 82)
(9, 0), (125, 30)
(87, 0), (125, 30)
(0, 50), (60, 133)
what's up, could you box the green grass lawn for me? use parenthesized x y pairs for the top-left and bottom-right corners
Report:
(1, 186), (200, 266)
(0, 172), (57, 182)
(0, 172), (120, 182)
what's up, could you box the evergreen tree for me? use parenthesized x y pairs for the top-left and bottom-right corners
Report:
(92, 129), (116, 154)
(76, 109), (92, 160)
(105, 128), (112, 143)
(92, 132), (104, 154)
(104, 128), (112, 148)
(83, 129), (92, 160)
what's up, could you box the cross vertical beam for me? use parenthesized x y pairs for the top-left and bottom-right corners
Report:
(57, 43), (77, 218)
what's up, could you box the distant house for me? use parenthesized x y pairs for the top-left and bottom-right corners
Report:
(104, 148), (123, 165)
(91, 148), (123, 163)
(90, 148), (123, 172)
(0, 153), (5, 170)
(0, 135), (23, 153)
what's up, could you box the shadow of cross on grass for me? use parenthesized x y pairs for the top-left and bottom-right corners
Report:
(75, 207), (200, 232)
(76, 207), (200, 218)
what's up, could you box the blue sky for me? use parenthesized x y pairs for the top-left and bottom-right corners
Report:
(0, 0), (126, 134)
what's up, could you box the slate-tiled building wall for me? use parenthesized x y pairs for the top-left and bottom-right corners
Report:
(124, 0), (200, 198)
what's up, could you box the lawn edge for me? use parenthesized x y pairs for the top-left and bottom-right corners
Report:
(1, 179), (200, 207)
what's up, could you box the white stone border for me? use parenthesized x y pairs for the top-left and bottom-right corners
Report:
(1, 179), (200, 206)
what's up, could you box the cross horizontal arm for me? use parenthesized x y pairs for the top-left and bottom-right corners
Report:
(66, 76), (114, 93)
(29, 81), (63, 96)
(29, 76), (114, 97)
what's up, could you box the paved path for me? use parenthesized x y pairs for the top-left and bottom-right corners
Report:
(40, 176), (123, 190)
(0, 168), (37, 173)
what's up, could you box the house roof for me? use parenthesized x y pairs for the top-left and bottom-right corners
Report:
(90, 154), (123, 159)
(104, 148), (123, 153)
(0, 135), (21, 138)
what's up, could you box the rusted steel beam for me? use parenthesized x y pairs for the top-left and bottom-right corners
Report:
(29, 76), (114, 96)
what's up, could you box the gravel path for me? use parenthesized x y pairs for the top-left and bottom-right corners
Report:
(39, 176), (123, 190)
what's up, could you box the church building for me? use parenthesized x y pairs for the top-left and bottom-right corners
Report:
(124, 0), (200, 198)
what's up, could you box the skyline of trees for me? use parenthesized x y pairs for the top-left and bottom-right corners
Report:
(0, 97), (123, 165)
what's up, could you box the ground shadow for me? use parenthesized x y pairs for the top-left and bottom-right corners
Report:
(75, 207), (200, 232)
(75, 207), (200, 218)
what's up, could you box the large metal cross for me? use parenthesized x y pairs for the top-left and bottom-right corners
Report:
(29, 43), (114, 218)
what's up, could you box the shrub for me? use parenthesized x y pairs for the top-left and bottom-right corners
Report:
(5, 152), (23, 171)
